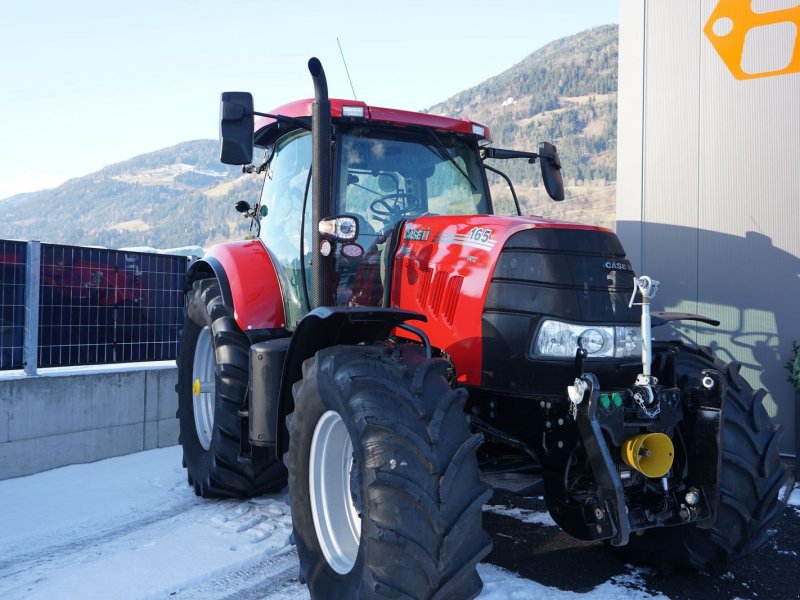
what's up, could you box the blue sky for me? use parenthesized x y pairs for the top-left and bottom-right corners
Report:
(0, 0), (617, 199)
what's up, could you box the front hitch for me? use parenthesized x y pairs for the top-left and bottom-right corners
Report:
(566, 364), (725, 545)
(569, 373), (630, 546)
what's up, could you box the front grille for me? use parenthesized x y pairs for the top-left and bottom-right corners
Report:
(481, 227), (640, 394)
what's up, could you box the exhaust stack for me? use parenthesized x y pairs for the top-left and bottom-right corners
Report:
(308, 57), (333, 308)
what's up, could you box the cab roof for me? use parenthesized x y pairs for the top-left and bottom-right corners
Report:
(253, 98), (492, 147)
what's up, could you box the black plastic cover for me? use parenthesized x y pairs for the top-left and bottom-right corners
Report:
(249, 337), (291, 447)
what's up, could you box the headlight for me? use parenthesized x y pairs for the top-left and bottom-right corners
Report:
(533, 320), (642, 358)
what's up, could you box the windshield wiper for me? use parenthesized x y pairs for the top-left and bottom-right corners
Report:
(424, 129), (478, 191)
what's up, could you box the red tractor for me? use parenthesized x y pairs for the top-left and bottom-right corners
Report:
(177, 59), (791, 599)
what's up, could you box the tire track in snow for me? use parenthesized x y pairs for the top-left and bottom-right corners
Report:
(0, 494), (295, 600)
(0, 497), (206, 577)
(167, 548), (307, 600)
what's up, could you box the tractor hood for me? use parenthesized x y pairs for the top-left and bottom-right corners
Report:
(391, 215), (640, 390)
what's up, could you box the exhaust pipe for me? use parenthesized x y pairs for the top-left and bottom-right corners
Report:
(308, 57), (333, 308)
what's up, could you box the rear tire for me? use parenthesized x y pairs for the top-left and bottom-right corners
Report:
(615, 344), (790, 570)
(177, 278), (287, 498)
(288, 343), (492, 599)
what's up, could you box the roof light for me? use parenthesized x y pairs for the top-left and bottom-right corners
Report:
(342, 105), (365, 118)
(471, 124), (485, 137)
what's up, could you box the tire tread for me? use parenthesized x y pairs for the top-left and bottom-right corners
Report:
(288, 343), (489, 599)
(177, 278), (287, 499)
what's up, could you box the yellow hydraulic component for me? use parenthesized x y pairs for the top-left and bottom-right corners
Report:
(192, 378), (201, 396)
(621, 433), (674, 478)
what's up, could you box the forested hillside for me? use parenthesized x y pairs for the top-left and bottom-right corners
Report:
(0, 140), (258, 248)
(426, 24), (618, 227)
(0, 25), (619, 248)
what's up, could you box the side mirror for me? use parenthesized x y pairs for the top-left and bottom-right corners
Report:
(538, 142), (565, 201)
(220, 91), (255, 165)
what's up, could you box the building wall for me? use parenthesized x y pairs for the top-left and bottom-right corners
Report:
(617, 0), (800, 454)
(0, 364), (178, 480)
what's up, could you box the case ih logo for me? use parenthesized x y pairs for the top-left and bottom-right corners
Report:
(404, 227), (431, 242)
(704, 0), (800, 80)
(604, 260), (633, 272)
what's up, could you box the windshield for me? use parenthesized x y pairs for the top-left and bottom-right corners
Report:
(337, 126), (489, 232)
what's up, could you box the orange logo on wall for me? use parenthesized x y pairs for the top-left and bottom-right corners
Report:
(704, 0), (800, 79)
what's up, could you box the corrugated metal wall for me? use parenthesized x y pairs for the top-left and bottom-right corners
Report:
(617, 0), (800, 454)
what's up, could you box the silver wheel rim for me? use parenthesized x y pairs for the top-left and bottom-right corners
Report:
(309, 410), (361, 574)
(192, 326), (215, 450)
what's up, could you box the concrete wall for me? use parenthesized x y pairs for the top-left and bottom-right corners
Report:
(617, 0), (800, 455)
(0, 364), (178, 480)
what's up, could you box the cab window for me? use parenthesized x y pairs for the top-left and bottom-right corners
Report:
(258, 130), (312, 328)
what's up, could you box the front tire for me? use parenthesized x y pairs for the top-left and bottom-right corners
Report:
(617, 344), (790, 570)
(177, 278), (287, 498)
(288, 343), (492, 599)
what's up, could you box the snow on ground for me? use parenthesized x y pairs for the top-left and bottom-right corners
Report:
(483, 503), (557, 527)
(0, 447), (679, 599)
(479, 563), (668, 600)
(789, 484), (800, 517)
(788, 485), (800, 506)
(0, 447), (295, 600)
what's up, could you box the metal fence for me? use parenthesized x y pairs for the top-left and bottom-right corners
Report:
(1, 240), (189, 373)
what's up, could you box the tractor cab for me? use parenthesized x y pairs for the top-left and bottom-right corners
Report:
(221, 93), (562, 330)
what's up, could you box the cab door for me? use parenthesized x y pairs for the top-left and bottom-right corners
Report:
(257, 130), (312, 329)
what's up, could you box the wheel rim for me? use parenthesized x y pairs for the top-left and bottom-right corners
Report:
(309, 410), (361, 574)
(192, 326), (215, 450)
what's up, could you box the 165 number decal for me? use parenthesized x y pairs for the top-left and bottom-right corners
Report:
(468, 227), (493, 243)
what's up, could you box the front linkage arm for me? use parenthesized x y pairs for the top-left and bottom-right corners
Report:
(571, 373), (631, 546)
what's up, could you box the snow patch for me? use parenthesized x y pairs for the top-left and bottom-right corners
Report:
(477, 563), (666, 599)
(0, 447), (293, 600)
(788, 485), (800, 507)
(502, 96), (515, 107)
(0, 360), (176, 381)
(483, 504), (557, 527)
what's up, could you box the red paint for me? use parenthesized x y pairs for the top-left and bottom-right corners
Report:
(390, 215), (610, 384)
(203, 241), (286, 331)
(254, 98), (492, 142)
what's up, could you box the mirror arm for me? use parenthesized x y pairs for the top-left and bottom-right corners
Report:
(482, 147), (540, 162)
(253, 111), (312, 131)
(483, 163), (521, 216)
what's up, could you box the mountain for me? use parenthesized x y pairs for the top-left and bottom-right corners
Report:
(0, 25), (619, 248)
(425, 24), (618, 228)
(0, 140), (258, 249)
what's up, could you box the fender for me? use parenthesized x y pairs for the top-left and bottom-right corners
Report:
(274, 306), (426, 454)
(186, 240), (287, 334)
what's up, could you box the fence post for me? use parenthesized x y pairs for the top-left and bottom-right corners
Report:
(23, 240), (41, 376)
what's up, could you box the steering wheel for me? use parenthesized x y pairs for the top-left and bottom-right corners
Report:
(369, 192), (421, 222)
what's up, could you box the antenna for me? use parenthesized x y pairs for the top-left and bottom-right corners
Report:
(336, 37), (358, 100)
